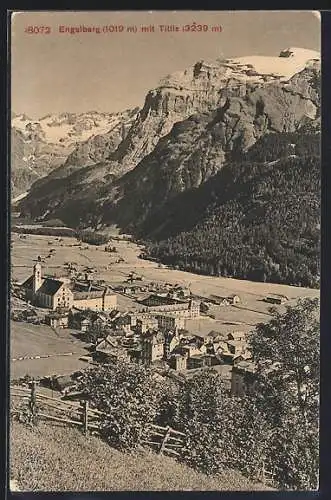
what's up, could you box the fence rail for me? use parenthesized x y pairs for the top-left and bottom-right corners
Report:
(142, 423), (186, 456)
(10, 383), (187, 456)
(11, 383), (99, 435)
(10, 383), (276, 487)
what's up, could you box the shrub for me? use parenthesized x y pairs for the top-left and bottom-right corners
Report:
(174, 370), (270, 479)
(174, 370), (226, 475)
(249, 298), (320, 489)
(78, 363), (161, 450)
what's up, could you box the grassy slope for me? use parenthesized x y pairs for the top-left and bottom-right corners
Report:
(10, 421), (272, 491)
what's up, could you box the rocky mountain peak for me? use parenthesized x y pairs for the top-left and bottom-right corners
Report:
(18, 47), (320, 232)
(11, 108), (139, 196)
(110, 48), (320, 174)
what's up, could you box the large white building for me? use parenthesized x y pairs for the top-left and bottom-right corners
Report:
(21, 262), (117, 312)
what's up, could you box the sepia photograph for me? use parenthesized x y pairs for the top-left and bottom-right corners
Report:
(9, 10), (320, 492)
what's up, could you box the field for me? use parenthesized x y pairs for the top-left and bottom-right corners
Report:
(10, 321), (91, 379)
(11, 230), (319, 378)
(10, 230), (319, 378)
(10, 420), (273, 491)
(11, 230), (319, 316)
(9, 230), (317, 491)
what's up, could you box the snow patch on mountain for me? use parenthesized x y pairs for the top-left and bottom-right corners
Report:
(230, 47), (320, 81)
(12, 110), (136, 146)
(160, 47), (320, 90)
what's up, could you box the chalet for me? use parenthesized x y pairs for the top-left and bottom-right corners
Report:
(229, 340), (245, 354)
(232, 352), (252, 366)
(166, 288), (189, 300)
(209, 294), (240, 306)
(115, 285), (141, 295)
(172, 341), (207, 359)
(50, 375), (77, 394)
(168, 352), (188, 372)
(80, 318), (91, 332)
(188, 354), (218, 370)
(191, 330), (222, 345)
(227, 294), (241, 305)
(21, 263), (74, 310)
(216, 337), (249, 365)
(210, 295), (230, 306)
(94, 336), (130, 363)
(136, 314), (159, 334)
(207, 330), (222, 341)
(163, 330), (180, 359)
(45, 312), (69, 329)
(113, 313), (136, 331)
(120, 335), (140, 349)
(227, 331), (247, 342)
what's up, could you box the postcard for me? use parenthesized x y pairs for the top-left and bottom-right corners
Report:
(9, 10), (320, 492)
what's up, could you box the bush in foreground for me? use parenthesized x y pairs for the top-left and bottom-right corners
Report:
(78, 363), (161, 449)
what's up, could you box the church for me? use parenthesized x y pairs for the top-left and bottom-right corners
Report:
(21, 262), (117, 312)
(21, 262), (74, 310)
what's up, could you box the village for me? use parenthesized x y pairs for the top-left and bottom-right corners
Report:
(10, 230), (319, 399)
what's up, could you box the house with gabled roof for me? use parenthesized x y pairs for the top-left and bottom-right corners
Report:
(94, 335), (126, 362)
(227, 331), (247, 342)
(21, 262), (117, 312)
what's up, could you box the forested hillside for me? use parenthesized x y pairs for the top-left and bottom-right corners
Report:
(146, 133), (320, 287)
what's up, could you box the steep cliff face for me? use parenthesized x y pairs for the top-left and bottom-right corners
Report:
(97, 65), (320, 234)
(19, 48), (320, 227)
(108, 47), (320, 173)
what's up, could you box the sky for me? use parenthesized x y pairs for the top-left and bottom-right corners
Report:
(11, 10), (321, 118)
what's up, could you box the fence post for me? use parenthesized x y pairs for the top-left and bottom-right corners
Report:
(159, 425), (171, 454)
(81, 400), (89, 436)
(29, 380), (37, 424)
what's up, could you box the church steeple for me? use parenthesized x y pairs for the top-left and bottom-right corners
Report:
(33, 262), (42, 293)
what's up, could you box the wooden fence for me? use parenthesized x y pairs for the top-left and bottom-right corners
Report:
(10, 384), (186, 456)
(258, 461), (277, 487)
(10, 384), (106, 435)
(10, 384), (276, 486)
(141, 423), (186, 457)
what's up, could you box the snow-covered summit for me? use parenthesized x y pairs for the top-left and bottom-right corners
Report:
(158, 47), (320, 92)
(229, 47), (320, 81)
(12, 109), (137, 146)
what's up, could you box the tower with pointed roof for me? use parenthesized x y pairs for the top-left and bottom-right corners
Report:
(33, 262), (42, 294)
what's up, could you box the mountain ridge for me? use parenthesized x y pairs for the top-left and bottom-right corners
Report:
(19, 48), (320, 225)
(17, 47), (320, 286)
(11, 108), (139, 196)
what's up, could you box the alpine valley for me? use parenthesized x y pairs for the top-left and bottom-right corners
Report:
(16, 47), (320, 287)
